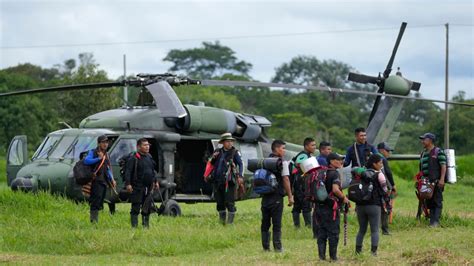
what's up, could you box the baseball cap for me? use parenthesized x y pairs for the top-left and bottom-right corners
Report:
(326, 152), (344, 164)
(419, 132), (436, 141)
(97, 135), (109, 143)
(377, 142), (394, 151)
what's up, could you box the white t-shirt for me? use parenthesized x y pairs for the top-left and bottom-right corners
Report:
(281, 160), (290, 176)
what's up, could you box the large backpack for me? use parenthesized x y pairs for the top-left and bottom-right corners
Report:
(118, 152), (138, 182)
(348, 167), (377, 204)
(252, 168), (279, 195)
(73, 150), (106, 185)
(304, 167), (329, 203)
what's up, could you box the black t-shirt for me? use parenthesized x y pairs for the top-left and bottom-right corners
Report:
(322, 168), (341, 206)
(125, 153), (157, 188)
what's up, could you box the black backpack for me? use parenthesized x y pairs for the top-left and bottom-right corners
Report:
(73, 150), (106, 185)
(348, 167), (377, 204)
(118, 152), (138, 182)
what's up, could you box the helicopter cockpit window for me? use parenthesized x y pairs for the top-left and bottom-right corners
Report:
(109, 139), (137, 164)
(32, 135), (61, 160)
(49, 136), (76, 159)
(8, 139), (24, 166)
(64, 135), (96, 159)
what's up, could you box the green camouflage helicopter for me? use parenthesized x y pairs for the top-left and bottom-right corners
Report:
(3, 22), (471, 215)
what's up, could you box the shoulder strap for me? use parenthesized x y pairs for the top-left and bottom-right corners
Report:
(354, 143), (361, 167)
(93, 155), (106, 177)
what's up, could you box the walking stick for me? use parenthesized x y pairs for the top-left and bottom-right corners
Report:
(343, 202), (350, 246)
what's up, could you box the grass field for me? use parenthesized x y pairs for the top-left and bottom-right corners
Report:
(1, 157), (473, 265)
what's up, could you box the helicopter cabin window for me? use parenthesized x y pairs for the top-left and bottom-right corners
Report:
(49, 136), (76, 159)
(238, 143), (259, 175)
(32, 135), (62, 160)
(109, 139), (137, 164)
(8, 139), (24, 166)
(175, 140), (214, 195)
(64, 135), (96, 160)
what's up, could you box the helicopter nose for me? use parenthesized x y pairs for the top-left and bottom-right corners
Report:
(11, 176), (38, 192)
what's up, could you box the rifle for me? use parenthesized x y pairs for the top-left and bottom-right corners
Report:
(343, 202), (350, 246)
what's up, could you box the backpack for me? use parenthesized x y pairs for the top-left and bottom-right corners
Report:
(118, 152), (138, 182)
(304, 167), (329, 203)
(348, 167), (377, 204)
(252, 168), (279, 195)
(73, 150), (106, 185)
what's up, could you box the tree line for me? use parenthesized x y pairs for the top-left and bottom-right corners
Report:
(1, 42), (472, 155)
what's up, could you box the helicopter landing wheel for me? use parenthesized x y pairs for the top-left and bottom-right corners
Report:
(162, 199), (181, 217)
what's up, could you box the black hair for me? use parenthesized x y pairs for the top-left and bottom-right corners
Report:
(355, 127), (366, 134)
(137, 138), (149, 146)
(271, 139), (286, 151)
(365, 153), (382, 169)
(303, 137), (315, 147)
(319, 141), (331, 149)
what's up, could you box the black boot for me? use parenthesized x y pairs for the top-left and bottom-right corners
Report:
(381, 210), (390, 235)
(227, 212), (235, 225)
(292, 212), (301, 228)
(317, 243), (326, 260)
(131, 214), (138, 228)
(142, 215), (150, 228)
(303, 211), (312, 228)
(261, 231), (271, 251)
(273, 231), (283, 252)
(90, 210), (99, 224)
(371, 245), (378, 256)
(355, 245), (362, 254)
(219, 211), (226, 225)
(430, 208), (441, 227)
(329, 243), (338, 261)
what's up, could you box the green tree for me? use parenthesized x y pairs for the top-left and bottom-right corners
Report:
(163, 41), (252, 79)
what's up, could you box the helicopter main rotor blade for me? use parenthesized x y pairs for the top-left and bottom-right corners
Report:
(348, 72), (379, 84)
(384, 22), (407, 78)
(145, 81), (187, 118)
(0, 81), (124, 97)
(201, 79), (474, 107)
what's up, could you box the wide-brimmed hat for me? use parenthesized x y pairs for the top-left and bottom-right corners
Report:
(219, 132), (235, 143)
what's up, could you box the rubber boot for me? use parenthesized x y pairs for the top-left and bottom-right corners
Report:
(273, 231), (283, 252)
(108, 203), (116, 215)
(142, 215), (150, 228)
(261, 231), (271, 251)
(430, 208), (441, 227)
(90, 210), (99, 224)
(219, 211), (226, 225)
(371, 245), (378, 256)
(317, 243), (326, 260)
(292, 212), (301, 228)
(131, 214), (138, 228)
(329, 243), (338, 261)
(303, 211), (312, 228)
(355, 245), (362, 254)
(227, 212), (235, 225)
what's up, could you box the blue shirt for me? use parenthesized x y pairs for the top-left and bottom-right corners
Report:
(344, 142), (377, 167)
(84, 149), (114, 181)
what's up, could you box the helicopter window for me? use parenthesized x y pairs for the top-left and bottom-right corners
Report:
(238, 143), (259, 175)
(8, 139), (24, 165)
(109, 138), (137, 164)
(49, 136), (76, 159)
(64, 135), (96, 159)
(33, 135), (61, 160)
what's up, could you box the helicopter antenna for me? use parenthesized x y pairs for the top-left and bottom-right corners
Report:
(58, 121), (72, 129)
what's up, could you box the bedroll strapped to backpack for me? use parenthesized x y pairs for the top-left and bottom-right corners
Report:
(252, 168), (279, 195)
(348, 167), (377, 204)
(304, 167), (329, 203)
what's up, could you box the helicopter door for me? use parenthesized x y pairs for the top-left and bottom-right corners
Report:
(6, 135), (28, 185)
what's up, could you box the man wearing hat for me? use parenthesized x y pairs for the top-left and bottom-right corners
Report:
(84, 135), (116, 223)
(205, 133), (243, 224)
(419, 133), (447, 227)
(377, 142), (396, 235)
(315, 152), (349, 261)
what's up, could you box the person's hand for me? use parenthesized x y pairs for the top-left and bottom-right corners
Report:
(342, 196), (349, 204)
(111, 179), (116, 188)
(126, 184), (133, 193)
(97, 151), (104, 159)
(154, 181), (160, 190)
(237, 176), (244, 186)
(288, 195), (294, 207)
(438, 180), (445, 189)
(203, 175), (209, 183)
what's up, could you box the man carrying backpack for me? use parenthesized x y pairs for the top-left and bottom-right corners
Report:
(315, 152), (349, 261)
(377, 142), (396, 235)
(84, 135), (116, 224)
(419, 133), (447, 227)
(344, 128), (377, 168)
(205, 133), (243, 225)
(124, 138), (159, 228)
(261, 140), (294, 252)
(290, 137), (316, 228)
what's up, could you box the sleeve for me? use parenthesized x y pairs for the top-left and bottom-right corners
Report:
(124, 156), (135, 186)
(281, 160), (290, 176)
(234, 151), (244, 177)
(371, 145), (378, 156)
(382, 159), (395, 186)
(83, 150), (100, 165)
(330, 171), (341, 186)
(378, 172), (388, 193)
(107, 168), (114, 181)
(343, 146), (352, 167)
(437, 149), (447, 165)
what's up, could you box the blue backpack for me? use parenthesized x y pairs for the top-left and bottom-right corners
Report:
(252, 169), (279, 195)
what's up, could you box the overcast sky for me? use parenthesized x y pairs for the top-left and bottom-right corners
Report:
(1, 0), (473, 102)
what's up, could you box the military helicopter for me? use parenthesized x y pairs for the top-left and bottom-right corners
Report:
(2, 22), (471, 215)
